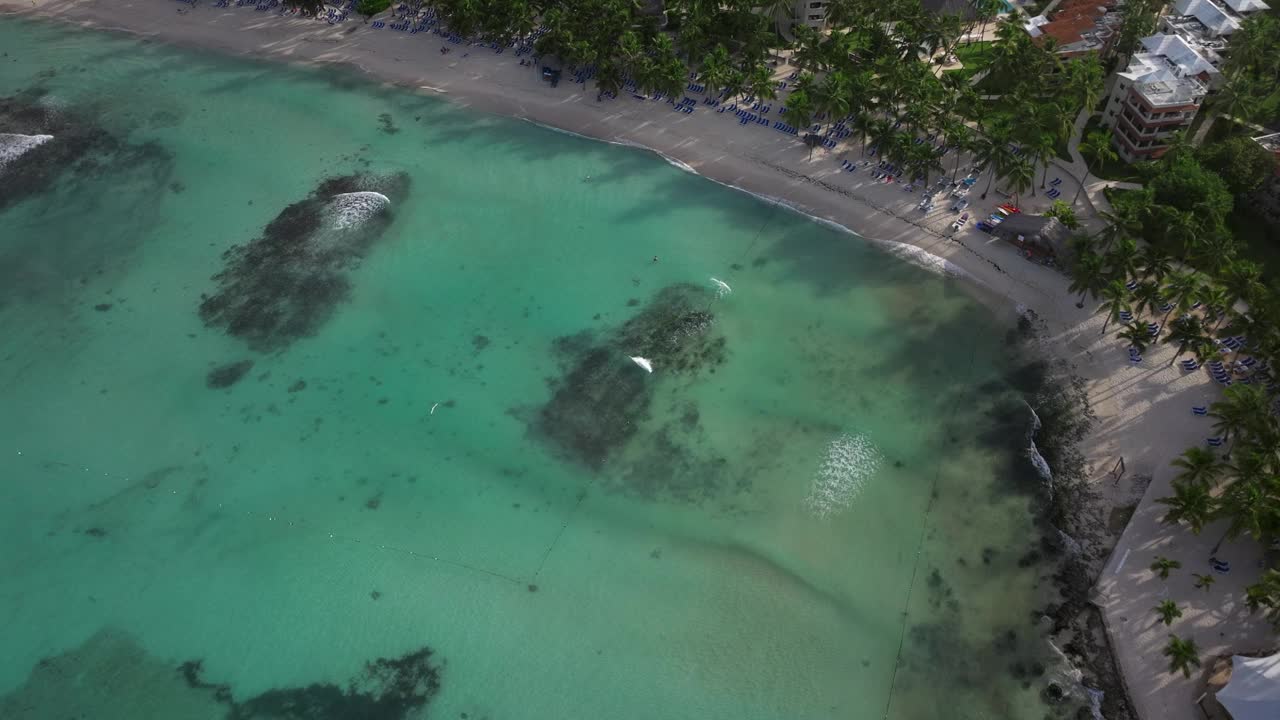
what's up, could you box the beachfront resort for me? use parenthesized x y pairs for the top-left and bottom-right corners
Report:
(1, 0), (1279, 718)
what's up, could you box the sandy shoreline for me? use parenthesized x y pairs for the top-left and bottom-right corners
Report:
(5, 3), (1273, 719)
(2, 0), (1077, 317)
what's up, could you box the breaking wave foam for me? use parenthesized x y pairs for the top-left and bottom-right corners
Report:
(805, 433), (882, 518)
(0, 133), (54, 173)
(328, 191), (390, 229)
(866, 238), (974, 281)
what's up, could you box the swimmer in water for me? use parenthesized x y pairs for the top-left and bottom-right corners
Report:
(652, 255), (659, 263)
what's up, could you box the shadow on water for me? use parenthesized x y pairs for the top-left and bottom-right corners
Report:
(0, 628), (442, 720)
(0, 87), (175, 309)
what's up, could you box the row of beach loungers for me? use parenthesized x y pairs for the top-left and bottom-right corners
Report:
(211, 0), (955, 153)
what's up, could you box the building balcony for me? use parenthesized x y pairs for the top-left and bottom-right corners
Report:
(1113, 124), (1170, 156)
(1124, 95), (1198, 126)
(1118, 110), (1187, 141)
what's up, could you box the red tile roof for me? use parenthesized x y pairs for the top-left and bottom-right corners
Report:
(1034, 0), (1117, 49)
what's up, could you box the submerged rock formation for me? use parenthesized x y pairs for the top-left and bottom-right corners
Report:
(0, 628), (443, 720)
(198, 172), (410, 352)
(528, 284), (734, 502)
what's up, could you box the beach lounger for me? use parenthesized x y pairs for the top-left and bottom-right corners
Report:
(1192, 406), (1208, 415)
(1181, 360), (1200, 371)
(1207, 437), (1224, 446)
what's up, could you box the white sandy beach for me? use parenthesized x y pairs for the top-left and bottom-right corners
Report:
(2, 2), (1276, 718)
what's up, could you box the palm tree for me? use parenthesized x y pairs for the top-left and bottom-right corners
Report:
(970, 0), (1003, 47)
(746, 63), (777, 103)
(1119, 323), (1153, 355)
(1106, 236), (1139, 284)
(1212, 472), (1279, 552)
(1164, 315), (1213, 366)
(1171, 447), (1224, 488)
(1074, 130), (1118, 205)
(1132, 281), (1163, 320)
(1097, 279), (1131, 336)
(698, 45), (734, 98)
(1154, 600), (1183, 626)
(1137, 245), (1173, 285)
(1160, 272), (1201, 329)
(1246, 569), (1280, 630)
(1030, 132), (1058, 192)
(1069, 250), (1108, 308)
(761, 0), (797, 34)
(1210, 385), (1271, 447)
(1220, 260), (1265, 311)
(976, 131), (1014, 200)
(816, 72), (852, 134)
(1150, 556), (1181, 579)
(1193, 573), (1215, 591)
(1198, 283), (1233, 335)
(1156, 480), (1214, 533)
(943, 121), (973, 182)
(1163, 635), (1201, 678)
(1065, 54), (1105, 112)
(1005, 156), (1036, 207)
(846, 113), (870, 157)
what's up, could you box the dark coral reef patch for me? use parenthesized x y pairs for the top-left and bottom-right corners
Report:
(198, 172), (410, 352)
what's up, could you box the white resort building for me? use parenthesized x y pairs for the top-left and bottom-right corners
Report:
(794, 0), (829, 29)
(1100, 33), (1220, 162)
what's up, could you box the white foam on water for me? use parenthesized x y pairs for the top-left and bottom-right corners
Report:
(1024, 401), (1054, 491)
(0, 133), (54, 173)
(866, 238), (975, 281)
(328, 191), (390, 229)
(710, 277), (732, 298)
(1086, 687), (1105, 720)
(804, 432), (881, 518)
(726, 185), (979, 284)
(1057, 529), (1084, 557)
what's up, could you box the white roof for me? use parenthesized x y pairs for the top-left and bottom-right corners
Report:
(1219, 653), (1280, 720)
(1140, 33), (1219, 78)
(1023, 14), (1049, 37)
(1221, 0), (1269, 12)
(1171, 0), (1241, 35)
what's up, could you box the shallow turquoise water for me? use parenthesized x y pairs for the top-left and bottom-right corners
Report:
(0, 17), (1069, 720)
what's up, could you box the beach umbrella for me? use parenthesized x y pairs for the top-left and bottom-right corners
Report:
(1217, 653), (1280, 720)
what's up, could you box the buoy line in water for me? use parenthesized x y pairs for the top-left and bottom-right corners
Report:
(9, 448), (585, 590)
(879, 328), (986, 720)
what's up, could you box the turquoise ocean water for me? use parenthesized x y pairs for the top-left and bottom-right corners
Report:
(0, 17), (1074, 719)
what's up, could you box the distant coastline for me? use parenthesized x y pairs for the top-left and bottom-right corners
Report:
(2, 4), (1243, 719)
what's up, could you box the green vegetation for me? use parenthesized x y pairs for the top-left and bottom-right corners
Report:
(356, 0), (392, 17)
(1077, 118), (1138, 183)
(1154, 599), (1183, 625)
(945, 41), (994, 82)
(1198, 136), (1277, 197)
(1043, 199), (1079, 229)
(283, 0), (1099, 196)
(1163, 635), (1201, 678)
(1210, 15), (1280, 125)
(1070, 127), (1280, 627)
(1111, 0), (1166, 60)
(1150, 556), (1181, 579)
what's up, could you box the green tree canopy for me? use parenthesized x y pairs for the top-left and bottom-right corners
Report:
(1197, 137), (1277, 197)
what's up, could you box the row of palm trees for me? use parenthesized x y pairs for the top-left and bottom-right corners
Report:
(286, 0), (1107, 206)
(1069, 211), (1280, 642)
(734, 7), (1105, 202)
